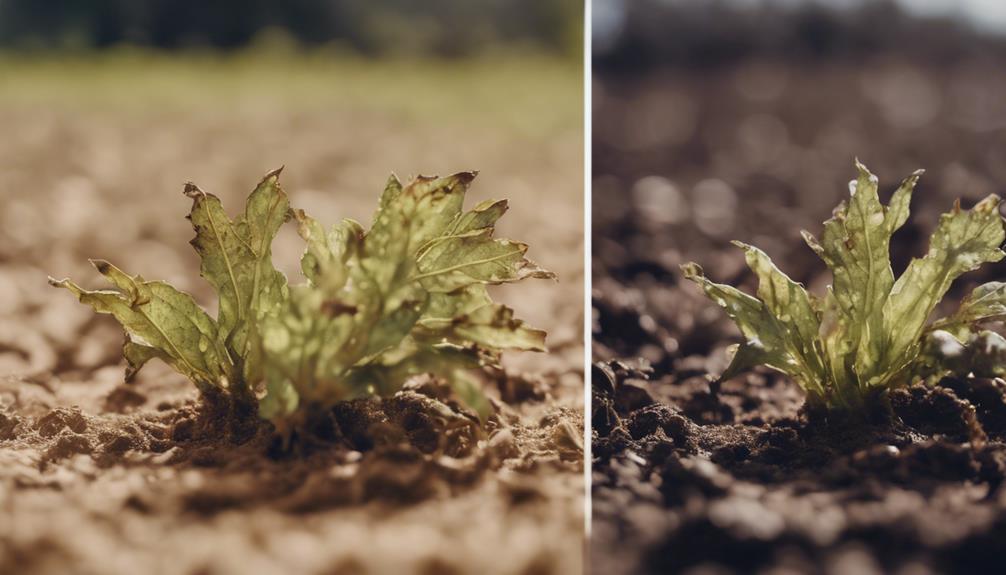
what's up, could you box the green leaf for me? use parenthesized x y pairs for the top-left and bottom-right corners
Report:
(881, 194), (1005, 380)
(930, 282), (1006, 338)
(969, 331), (1006, 378)
(733, 243), (824, 373)
(416, 287), (547, 351)
(684, 161), (1006, 410)
(184, 168), (291, 387)
(446, 198), (509, 235)
(802, 162), (922, 383)
(257, 171), (550, 422)
(345, 341), (491, 420)
(259, 371), (300, 422)
(361, 173), (468, 286)
(55, 168), (550, 430)
(718, 341), (774, 383)
(122, 340), (170, 383)
(917, 329), (1006, 381)
(295, 209), (363, 289)
(260, 285), (358, 405)
(680, 262), (806, 382)
(414, 229), (554, 293)
(49, 259), (231, 389)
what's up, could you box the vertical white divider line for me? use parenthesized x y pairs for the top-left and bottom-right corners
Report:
(583, 0), (593, 552)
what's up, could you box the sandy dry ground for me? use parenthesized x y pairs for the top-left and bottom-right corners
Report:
(0, 53), (584, 575)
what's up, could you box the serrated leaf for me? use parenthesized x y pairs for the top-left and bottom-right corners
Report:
(446, 198), (509, 235)
(414, 230), (553, 292)
(56, 168), (550, 430)
(881, 194), (1005, 380)
(295, 209), (363, 289)
(802, 163), (922, 383)
(361, 173), (469, 287)
(416, 287), (547, 351)
(256, 170), (550, 422)
(50, 259), (231, 389)
(680, 262), (800, 380)
(930, 282), (1006, 339)
(184, 169), (291, 387)
(685, 162), (1006, 410)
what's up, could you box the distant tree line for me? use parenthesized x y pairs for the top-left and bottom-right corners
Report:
(0, 0), (582, 56)
(595, 0), (1006, 72)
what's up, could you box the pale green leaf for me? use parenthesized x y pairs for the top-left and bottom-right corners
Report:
(414, 229), (554, 293)
(969, 330), (1006, 378)
(295, 209), (363, 289)
(344, 341), (490, 420)
(258, 371), (300, 423)
(416, 287), (547, 351)
(184, 168), (291, 386)
(122, 340), (170, 383)
(446, 198), (509, 235)
(680, 263), (800, 376)
(259, 172), (548, 418)
(361, 173), (470, 286)
(49, 259), (230, 388)
(930, 282), (1006, 338)
(57, 167), (549, 429)
(685, 162), (1006, 410)
(881, 194), (1005, 380)
(718, 341), (773, 383)
(802, 163), (922, 386)
(917, 329), (1006, 381)
(733, 242), (824, 374)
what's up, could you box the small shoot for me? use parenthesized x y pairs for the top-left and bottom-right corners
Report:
(258, 172), (554, 424)
(50, 169), (553, 431)
(682, 161), (1006, 410)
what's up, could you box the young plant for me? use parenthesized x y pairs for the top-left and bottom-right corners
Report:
(50, 169), (553, 431)
(682, 161), (1006, 410)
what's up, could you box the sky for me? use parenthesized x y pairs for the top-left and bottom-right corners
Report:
(896, 0), (1006, 32)
(593, 0), (1006, 49)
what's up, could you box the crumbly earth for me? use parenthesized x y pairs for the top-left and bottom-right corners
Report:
(592, 56), (1006, 574)
(0, 55), (584, 575)
(591, 357), (1006, 575)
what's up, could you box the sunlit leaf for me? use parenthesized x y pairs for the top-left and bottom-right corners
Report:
(684, 161), (1006, 409)
(53, 168), (550, 428)
(50, 259), (231, 389)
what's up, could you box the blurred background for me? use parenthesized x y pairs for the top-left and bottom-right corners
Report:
(0, 0), (581, 56)
(593, 0), (1006, 368)
(0, 0), (584, 380)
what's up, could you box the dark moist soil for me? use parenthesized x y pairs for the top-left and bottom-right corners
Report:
(592, 51), (1006, 575)
(592, 355), (1006, 575)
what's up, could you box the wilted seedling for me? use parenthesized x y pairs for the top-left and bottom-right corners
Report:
(51, 169), (553, 434)
(683, 161), (1006, 410)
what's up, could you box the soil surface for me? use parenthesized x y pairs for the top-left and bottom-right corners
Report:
(592, 56), (1006, 575)
(0, 55), (584, 575)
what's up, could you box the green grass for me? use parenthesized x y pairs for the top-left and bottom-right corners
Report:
(0, 48), (581, 137)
